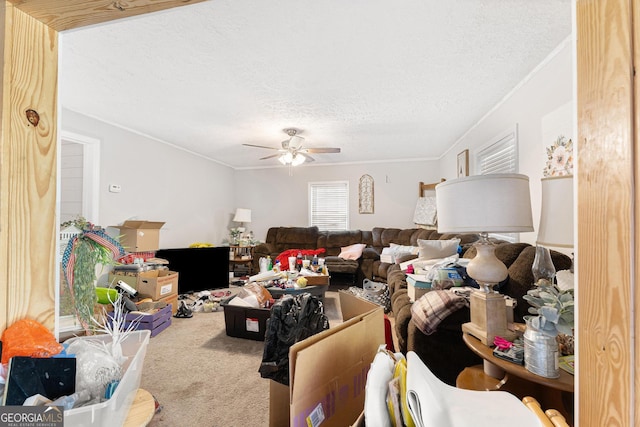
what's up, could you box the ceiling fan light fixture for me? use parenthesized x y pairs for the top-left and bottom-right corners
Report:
(279, 152), (293, 164)
(291, 153), (305, 166)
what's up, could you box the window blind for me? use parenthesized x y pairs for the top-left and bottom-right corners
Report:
(477, 128), (519, 242)
(477, 130), (517, 175)
(309, 181), (349, 231)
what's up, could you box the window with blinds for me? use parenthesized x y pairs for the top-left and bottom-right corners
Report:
(477, 128), (518, 175)
(477, 126), (519, 242)
(309, 181), (349, 231)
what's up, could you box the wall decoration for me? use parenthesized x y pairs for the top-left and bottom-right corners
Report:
(457, 149), (469, 177)
(359, 174), (374, 214)
(543, 135), (573, 177)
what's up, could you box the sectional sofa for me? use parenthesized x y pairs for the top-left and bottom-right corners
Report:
(251, 226), (478, 284)
(388, 242), (573, 385)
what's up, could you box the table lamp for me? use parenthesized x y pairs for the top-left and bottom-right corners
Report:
(233, 208), (252, 232)
(436, 174), (534, 345)
(534, 175), (574, 282)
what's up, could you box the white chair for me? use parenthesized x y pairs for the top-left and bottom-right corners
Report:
(405, 351), (543, 427)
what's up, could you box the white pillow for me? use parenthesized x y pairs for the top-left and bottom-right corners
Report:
(380, 247), (394, 264)
(339, 243), (367, 260)
(390, 243), (420, 264)
(417, 238), (460, 260)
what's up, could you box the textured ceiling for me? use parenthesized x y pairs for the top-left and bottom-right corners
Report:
(60, 0), (572, 169)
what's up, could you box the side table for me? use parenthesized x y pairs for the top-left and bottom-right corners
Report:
(229, 245), (254, 277)
(457, 332), (574, 425)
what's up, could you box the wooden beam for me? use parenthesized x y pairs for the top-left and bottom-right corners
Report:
(0, 2), (58, 331)
(6, 0), (209, 31)
(576, 0), (635, 425)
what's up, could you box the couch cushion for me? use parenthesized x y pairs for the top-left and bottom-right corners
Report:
(324, 256), (359, 273)
(273, 227), (320, 251)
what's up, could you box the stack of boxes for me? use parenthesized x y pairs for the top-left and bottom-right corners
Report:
(108, 220), (179, 337)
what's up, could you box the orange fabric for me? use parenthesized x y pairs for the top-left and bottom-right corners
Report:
(1, 319), (63, 364)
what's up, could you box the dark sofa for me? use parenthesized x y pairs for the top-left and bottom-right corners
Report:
(252, 226), (478, 284)
(388, 242), (573, 385)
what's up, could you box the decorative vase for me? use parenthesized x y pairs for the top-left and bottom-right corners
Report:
(532, 245), (556, 284)
(523, 316), (560, 378)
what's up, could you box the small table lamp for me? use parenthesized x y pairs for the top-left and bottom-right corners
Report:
(233, 208), (252, 233)
(436, 174), (534, 345)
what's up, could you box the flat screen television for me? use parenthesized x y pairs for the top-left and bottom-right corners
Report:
(155, 246), (230, 294)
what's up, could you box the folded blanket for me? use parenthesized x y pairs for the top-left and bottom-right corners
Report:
(411, 290), (468, 335)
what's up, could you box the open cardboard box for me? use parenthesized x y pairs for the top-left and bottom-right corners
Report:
(269, 291), (385, 427)
(111, 220), (165, 252)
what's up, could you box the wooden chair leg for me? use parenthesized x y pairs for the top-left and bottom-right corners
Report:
(522, 396), (570, 427)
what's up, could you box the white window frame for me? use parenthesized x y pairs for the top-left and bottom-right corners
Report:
(476, 125), (519, 242)
(308, 181), (349, 231)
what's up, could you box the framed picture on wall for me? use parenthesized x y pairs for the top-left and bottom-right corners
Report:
(358, 174), (374, 214)
(457, 149), (469, 177)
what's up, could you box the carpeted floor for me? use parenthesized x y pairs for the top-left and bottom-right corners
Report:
(140, 288), (343, 427)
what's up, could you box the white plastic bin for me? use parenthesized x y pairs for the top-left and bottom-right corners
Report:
(63, 330), (151, 427)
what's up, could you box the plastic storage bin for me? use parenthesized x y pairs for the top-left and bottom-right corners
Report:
(63, 330), (151, 427)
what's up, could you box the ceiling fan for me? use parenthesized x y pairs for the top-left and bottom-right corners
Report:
(243, 128), (341, 166)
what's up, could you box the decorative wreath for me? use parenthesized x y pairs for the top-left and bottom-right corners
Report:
(544, 135), (573, 177)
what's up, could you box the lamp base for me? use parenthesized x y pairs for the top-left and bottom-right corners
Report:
(462, 291), (517, 346)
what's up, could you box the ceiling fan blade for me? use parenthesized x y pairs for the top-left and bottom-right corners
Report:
(303, 147), (341, 154)
(299, 153), (315, 162)
(260, 153), (281, 160)
(243, 143), (279, 150)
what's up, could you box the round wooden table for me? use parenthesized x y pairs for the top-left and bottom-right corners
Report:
(124, 389), (156, 427)
(458, 332), (574, 425)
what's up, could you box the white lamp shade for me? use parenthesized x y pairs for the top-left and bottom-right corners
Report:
(436, 173), (534, 234)
(233, 208), (252, 223)
(537, 175), (573, 248)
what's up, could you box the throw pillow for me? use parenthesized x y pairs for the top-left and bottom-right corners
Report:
(413, 196), (437, 226)
(339, 243), (367, 260)
(417, 238), (460, 260)
(390, 243), (419, 264)
(380, 247), (394, 264)
(410, 290), (467, 335)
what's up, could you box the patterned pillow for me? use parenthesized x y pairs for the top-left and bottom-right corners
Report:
(413, 196), (438, 226)
(410, 290), (467, 335)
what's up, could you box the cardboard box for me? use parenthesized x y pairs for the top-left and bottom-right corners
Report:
(108, 271), (140, 290)
(221, 296), (271, 341)
(157, 293), (179, 315)
(302, 274), (330, 286)
(137, 270), (179, 300)
(406, 275), (431, 302)
(269, 291), (385, 427)
(112, 220), (165, 252)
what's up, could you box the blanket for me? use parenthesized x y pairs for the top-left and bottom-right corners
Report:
(276, 248), (326, 271)
(410, 290), (468, 335)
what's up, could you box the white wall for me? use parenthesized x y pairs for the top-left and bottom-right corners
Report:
(235, 160), (442, 241)
(61, 108), (236, 248)
(439, 38), (573, 247)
